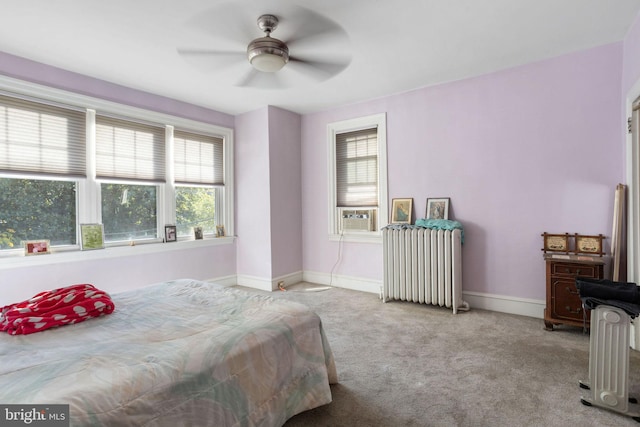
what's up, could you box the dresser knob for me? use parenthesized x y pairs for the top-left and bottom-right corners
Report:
(576, 269), (582, 275)
(565, 286), (578, 295)
(565, 306), (582, 314)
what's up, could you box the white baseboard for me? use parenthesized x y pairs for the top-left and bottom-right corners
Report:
(302, 270), (545, 319)
(275, 271), (304, 289)
(211, 270), (546, 319)
(462, 291), (545, 319)
(302, 271), (382, 294)
(205, 274), (237, 287)
(235, 271), (304, 291)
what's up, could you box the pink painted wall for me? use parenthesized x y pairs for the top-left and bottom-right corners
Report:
(302, 43), (624, 300)
(267, 106), (303, 278)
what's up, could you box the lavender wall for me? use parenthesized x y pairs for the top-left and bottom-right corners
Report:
(0, 54), (237, 305)
(235, 108), (274, 279)
(0, 36), (632, 309)
(267, 107), (303, 278)
(234, 106), (303, 285)
(0, 51), (234, 128)
(302, 43), (624, 301)
(0, 245), (237, 306)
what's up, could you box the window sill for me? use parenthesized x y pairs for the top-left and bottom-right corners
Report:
(329, 232), (382, 244)
(0, 236), (235, 270)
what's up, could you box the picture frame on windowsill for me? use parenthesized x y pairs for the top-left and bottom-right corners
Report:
(24, 239), (51, 256)
(80, 223), (105, 250)
(194, 226), (204, 240)
(164, 225), (177, 243)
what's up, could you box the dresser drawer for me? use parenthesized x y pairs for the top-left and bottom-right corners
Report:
(550, 278), (589, 323)
(544, 258), (604, 330)
(550, 262), (598, 278)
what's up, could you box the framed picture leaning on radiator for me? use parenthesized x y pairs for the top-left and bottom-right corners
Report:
(391, 198), (412, 224)
(426, 197), (450, 220)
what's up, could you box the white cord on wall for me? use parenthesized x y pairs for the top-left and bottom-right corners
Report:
(329, 231), (344, 287)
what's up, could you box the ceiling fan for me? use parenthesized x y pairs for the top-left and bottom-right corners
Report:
(178, 7), (351, 89)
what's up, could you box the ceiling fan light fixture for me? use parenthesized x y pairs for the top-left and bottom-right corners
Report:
(247, 37), (289, 72)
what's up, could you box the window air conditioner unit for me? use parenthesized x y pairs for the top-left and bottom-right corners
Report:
(341, 209), (375, 232)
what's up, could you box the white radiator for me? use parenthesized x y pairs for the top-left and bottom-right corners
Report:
(580, 305), (640, 419)
(382, 227), (469, 314)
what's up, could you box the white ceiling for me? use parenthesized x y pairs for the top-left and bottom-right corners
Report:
(1, 0), (639, 116)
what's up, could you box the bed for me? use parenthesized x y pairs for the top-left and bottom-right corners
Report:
(0, 279), (337, 426)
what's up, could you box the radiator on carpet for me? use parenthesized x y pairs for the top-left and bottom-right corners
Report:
(579, 305), (640, 420)
(382, 227), (470, 314)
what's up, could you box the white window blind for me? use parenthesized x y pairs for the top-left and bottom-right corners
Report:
(0, 94), (86, 177)
(174, 129), (224, 185)
(96, 115), (165, 182)
(336, 127), (378, 207)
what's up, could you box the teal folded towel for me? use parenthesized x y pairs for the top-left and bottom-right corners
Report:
(414, 218), (464, 243)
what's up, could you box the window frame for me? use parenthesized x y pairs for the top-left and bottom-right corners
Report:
(327, 113), (388, 242)
(0, 75), (234, 257)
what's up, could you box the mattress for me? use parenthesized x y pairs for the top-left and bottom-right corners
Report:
(0, 279), (337, 426)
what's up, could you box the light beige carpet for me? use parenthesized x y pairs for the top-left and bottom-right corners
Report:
(240, 283), (640, 427)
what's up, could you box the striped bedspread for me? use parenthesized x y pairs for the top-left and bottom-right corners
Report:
(0, 279), (337, 426)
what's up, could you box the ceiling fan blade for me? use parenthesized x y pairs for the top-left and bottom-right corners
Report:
(282, 7), (349, 50)
(177, 48), (245, 58)
(177, 48), (246, 72)
(288, 56), (351, 82)
(236, 68), (289, 90)
(236, 68), (259, 87)
(184, 3), (256, 45)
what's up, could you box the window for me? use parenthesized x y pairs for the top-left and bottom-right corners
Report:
(0, 94), (85, 249)
(175, 187), (216, 237)
(0, 178), (77, 249)
(336, 128), (379, 208)
(173, 130), (224, 237)
(328, 113), (387, 240)
(0, 94), (86, 177)
(96, 115), (165, 242)
(0, 77), (234, 253)
(101, 183), (157, 241)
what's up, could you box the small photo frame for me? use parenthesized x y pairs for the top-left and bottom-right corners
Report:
(216, 225), (226, 238)
(164, 225), (177, 242)
(80, 223), (105, 250)
(24, 240), (50, 256)
(541, 232), (570, 253)
(575, 234), (605, 256)
(194, 226), (204, 240)
(426, 198), (450, 220)
(391, 198), (413, 224)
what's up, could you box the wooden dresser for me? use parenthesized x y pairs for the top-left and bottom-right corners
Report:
(544, 256), (605, 331)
